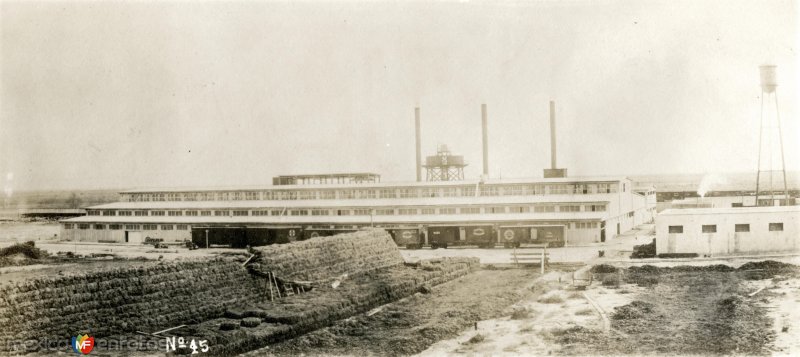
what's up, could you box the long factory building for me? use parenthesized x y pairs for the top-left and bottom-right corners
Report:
(59, 174), (656, 248)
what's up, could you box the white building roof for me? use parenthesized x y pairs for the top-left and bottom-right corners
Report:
(119, 176), (631, 194)
(660, 205), (800, 216)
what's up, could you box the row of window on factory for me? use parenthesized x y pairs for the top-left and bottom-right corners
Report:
(122, 183), (622, 202)
(86, 204), (608, 217)
(64, 221), (602, 231)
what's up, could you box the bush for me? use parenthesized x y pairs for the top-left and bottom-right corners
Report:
(631, 239), (656, 258)
(0, 241), (47, 259)
(567, 292), (584, 299)
(241, 317), (262, 328)
(575, 308), (594, 316)
(220, 321), (239, 331)
(466, 334), (485, 344)
(602, 275), (620, 287)
(538, 293), (564, 304)
(510, 308), (531, 320)
(612, 301), (655, 320)
(657, 253), (699, 259)
(591, 264), (618, 274)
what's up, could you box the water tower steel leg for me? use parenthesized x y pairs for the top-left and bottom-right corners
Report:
(755, 91), (764, 206)
(775, 93), (790, 204)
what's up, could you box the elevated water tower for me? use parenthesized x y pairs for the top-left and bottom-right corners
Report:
(754, 65), (791, 206)
(424, 145), (467, 181)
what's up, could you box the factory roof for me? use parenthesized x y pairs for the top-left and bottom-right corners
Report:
(85, 195), (615, 210)
(119, 176), (631, 193)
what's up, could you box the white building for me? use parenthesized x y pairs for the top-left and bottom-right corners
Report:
(60, 176), (656, 248)
(656, 206), (800, 256)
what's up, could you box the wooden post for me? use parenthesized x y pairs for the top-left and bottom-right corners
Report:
(271, 271), (281, 298)
(541, 245), (546, 275)
(267, 273), (274, 301)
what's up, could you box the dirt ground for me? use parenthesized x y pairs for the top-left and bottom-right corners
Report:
(0, 221), (60, 244)
(247, 268), (542, 357)
(423, 264), (796, 357)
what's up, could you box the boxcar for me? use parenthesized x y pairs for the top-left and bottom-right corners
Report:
(530, 226), (565, 247)
(388, 228), (422, 249)
(427, 226), (459, 249)
(498, 226), (530, 248)
(302, 229), (356, 240)
(464, 225), (495, 248)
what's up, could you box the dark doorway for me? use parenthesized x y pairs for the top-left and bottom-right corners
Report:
(125, 231), (129, 243)
(600, 228), (606, 242)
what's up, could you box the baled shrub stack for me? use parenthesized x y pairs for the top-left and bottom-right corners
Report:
(0, 259), (261, 354)
(250, 229), (404, 281)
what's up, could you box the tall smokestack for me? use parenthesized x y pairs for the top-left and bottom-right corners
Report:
(481, 104), (489, 177)
(549, 100), (556, 169)
(415, 107), (422, 182)
(543, 100), (567, 178)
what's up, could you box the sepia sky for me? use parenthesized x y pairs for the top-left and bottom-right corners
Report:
(1, 0), (798, 191)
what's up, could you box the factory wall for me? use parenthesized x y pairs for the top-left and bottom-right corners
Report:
(656, 208), (800, 256)
(60, 226), (191, 243)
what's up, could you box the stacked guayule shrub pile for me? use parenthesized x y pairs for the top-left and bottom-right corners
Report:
(249, 229), (405, 281)
(204, 257), (480, 356)
(0, 259), (261, 354)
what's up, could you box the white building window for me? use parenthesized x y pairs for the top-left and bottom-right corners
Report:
(298, 191), (315, 200)
(320, 190), (336, 200)
(151, 211), (165, 216)
(421, 208), (436, 215)
(311, 209), (330, 216)
(560, 205), (581, 212)
(460, 207), (480, 214)
(398, 208), (418, 215)
(480, 186), (499, 196)
(734, 224), (750, 232)
(508, 206), (530, 213)
(161, 224), (173, 230)
(398, 188), (417, 198)
(118, 211), (132, 216)
(439, 207), (456, 214)
(168, 211), (183, 216)
(487, 206), (505, 214)
(769, 223), (784, 232)
(702, 225), (717, 233)
(176, 225), (189, 230)
(668, 225), (683, 234)
(143, 224), (157, 230)
(125, 224), (140, 230)
(64, 224), (73, 229)
(232, 210), (249, 216)
(200, 211), (212, 216)
(378, 189), (396, 199)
